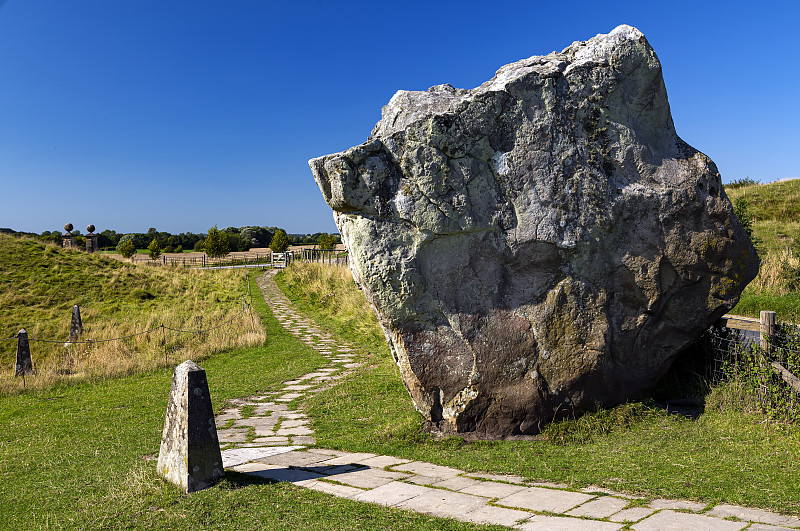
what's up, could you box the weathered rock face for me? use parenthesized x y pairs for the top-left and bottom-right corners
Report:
(309, 25), (758, 437)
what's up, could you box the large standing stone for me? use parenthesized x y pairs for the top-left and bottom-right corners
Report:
(157, 360), (224, 492)
(309, 25), (759, 437)
(15, 329), (33, 377)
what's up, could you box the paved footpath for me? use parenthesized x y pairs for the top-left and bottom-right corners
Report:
(217, 270), (800, 531)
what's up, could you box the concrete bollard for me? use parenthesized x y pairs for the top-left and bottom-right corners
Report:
(15, 329), (33, 377)
(156, 360), (223, 493)
(68, 305), (83, 342)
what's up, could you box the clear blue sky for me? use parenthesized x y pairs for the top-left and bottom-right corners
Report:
(1, 1), (797, 235)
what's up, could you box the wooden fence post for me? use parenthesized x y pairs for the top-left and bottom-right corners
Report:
(760, 310), (776, 351)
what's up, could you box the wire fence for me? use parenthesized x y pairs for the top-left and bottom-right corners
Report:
(123, 249), (349, 269)
(708, 313), (800, 422)
(5, 272), (260, 383)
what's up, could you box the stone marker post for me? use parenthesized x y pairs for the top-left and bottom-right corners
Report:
(85, 224), (98, 253)
(85, 234), (98, 253)
(68, 305), (83, 342)
(156, 360), (223, 493)
(15, 329), (33, 377)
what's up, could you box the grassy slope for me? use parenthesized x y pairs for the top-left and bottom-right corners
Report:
(0, 272), (501, 531)
(277, 264), (800, 515)
(726, 179), (800, 317)
(0, 235), (260, 389)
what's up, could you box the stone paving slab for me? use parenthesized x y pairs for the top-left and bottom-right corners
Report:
(459, 480), (528, 499)
(396, 489), (489, 520)
(405, 475), (448, 486)
(566, 496), (630, 518)
(254, 450), (330, 467)
(277, 419), (308, 428)
(329, 467), (413, 489)
(609, 507), (656, 523)
(247, 466), (325, 486)
(431, 475), (485, 492)
(303, 479), (365, 499)
(251, 436), (289, 444)
(649, 498), (707, 511)
(462, 504), (533, 527)
(353, 481), (433, 507)
(632, 510), (747, 531)
(276, 426), (314, 436)
(222, 446), (302, 468)
(517, 514), (622, 530)
(391, 461), (463, 478)
(705, 504), (800, 527)
(356, 455), (412, 468)
(496, 486), (594, 514)
(465, 472), (529, 484)
(319, 452), (378, 465)
(747, 524), (799, 531)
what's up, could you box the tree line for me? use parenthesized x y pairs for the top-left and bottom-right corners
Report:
(0, 226), (341, 258)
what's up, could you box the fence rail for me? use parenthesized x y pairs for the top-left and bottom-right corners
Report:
(6, 273), (258, 383)
(715, 310), (800, 420)
(124, 248), (349, 268)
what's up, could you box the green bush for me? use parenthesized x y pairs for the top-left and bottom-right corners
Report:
(118, 239), (136, 259)
(317, 233), (336, 250)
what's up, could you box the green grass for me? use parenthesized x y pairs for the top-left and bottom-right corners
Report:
(0, 272), (500, 530)
(723, 180), (800, 318)
(278, 264), (800, 515)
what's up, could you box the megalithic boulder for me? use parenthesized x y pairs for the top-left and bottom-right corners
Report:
(68, 305), (82, 342)
(156, 360), (224, 492)
(15, 329), (33, 377)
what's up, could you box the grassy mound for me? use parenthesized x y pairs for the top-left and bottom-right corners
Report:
(0, 234), (264, 392)
(725, 179), (800, 318)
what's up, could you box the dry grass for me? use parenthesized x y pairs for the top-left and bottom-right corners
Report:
(0, 235), (265, 394)
(278, 261), (385, 349)
(746, 248), (800, 295)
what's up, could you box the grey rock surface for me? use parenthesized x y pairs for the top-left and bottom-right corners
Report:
(157, 360), (223, 492)
(310, 25), (758, 437)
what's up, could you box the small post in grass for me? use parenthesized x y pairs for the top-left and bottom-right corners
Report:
(15, 329), (33, 378)
(760, 310), (776, 352)
(156, 360), (223, 493)
(68, 305), (83, 343)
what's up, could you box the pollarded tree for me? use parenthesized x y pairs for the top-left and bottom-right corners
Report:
(269, 229), (290, 253)
(204, 225), (230, 258)
(147, 238), (162, 260)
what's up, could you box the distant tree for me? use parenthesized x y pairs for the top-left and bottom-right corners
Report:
(174, 245), (183, 253)
(317, 233), (336, 250)
(163, 245), (175, 254)
(204, 226), (230, 258)
(269, 229), (290, 253)
(193, 239), (205, 252)
(147, 238), (162, 260)
(117, 234), (135, 252)
(118, 239), (136, 260)
(226, 232), (250, 252)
